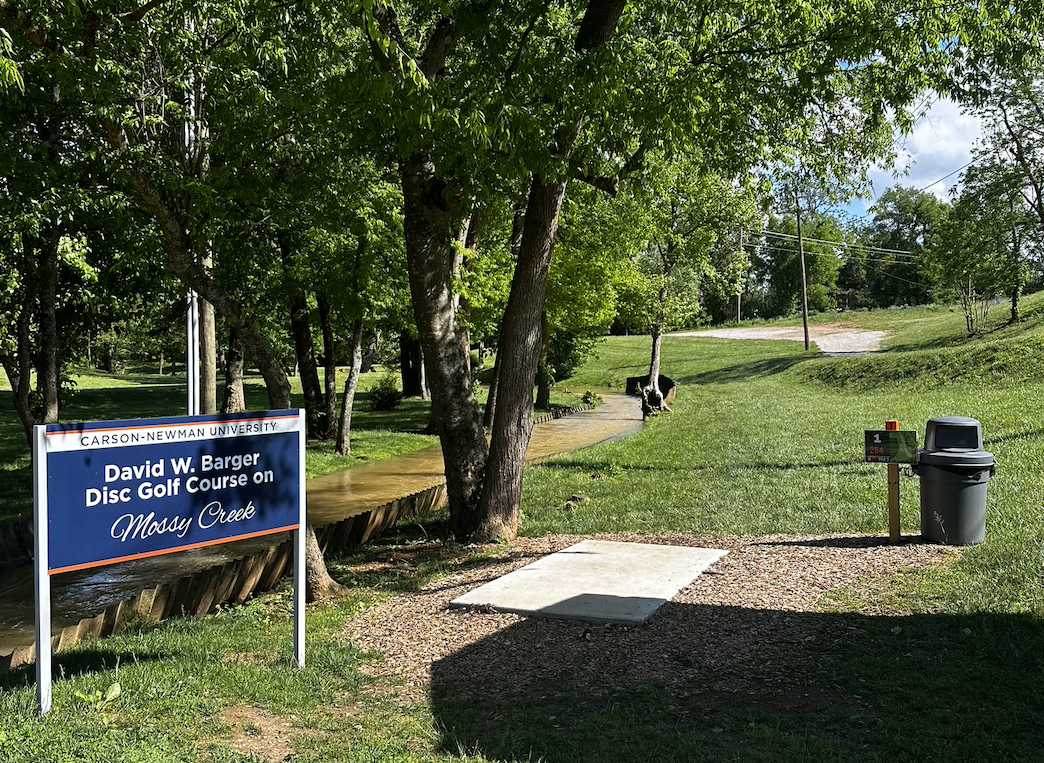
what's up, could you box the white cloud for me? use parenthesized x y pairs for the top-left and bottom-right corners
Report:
(848, 98), (982, 219)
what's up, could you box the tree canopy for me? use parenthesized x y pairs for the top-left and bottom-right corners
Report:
(2, 0), (1039, 540)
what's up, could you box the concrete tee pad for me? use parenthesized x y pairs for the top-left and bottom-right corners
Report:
(449, 540), (728, 624)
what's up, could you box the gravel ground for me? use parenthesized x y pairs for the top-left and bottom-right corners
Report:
(345, 533), (954, 704)
(671, 324), (888, 354)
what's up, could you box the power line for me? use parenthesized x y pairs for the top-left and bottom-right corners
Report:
(916, 159), (975, 193)
(754, 242), (921, 265)
(759, 229), (919, 257)
(860, 260), (930, 288)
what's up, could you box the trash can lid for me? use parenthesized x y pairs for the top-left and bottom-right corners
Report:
(917, 448), (995, 468)
(924, 416), (984, 452)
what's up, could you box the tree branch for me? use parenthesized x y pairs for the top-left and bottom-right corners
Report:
(116, 0), (174, 25)
(0, 0), (69, 54)
(503, 3), (547, 85)
(574, 0), (627, 51)
(367, 3), (411, 73)
(571, 140), (646, 195)
(419, 16), (457, 78)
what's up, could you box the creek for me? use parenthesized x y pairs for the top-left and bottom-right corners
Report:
(0, 392), (642, 655)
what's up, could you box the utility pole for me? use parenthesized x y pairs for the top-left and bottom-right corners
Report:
(795, 189), (810, 351)
(185, 15), (200, 415)
(183, 15), (215, 414)
(736, 229), (743, 323)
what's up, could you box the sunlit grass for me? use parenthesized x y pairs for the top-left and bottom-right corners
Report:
(6, 299), (1044, 760)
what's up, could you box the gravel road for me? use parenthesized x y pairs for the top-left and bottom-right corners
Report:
(671, 324), (887, 354)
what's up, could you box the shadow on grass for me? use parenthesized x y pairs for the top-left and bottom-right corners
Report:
(330, 523), (548, 597)
(537, 459), (860, 475)
(63, 386), (187, 422)
(431, 604), (1044, 762)
(352, 397), (434, 433)
(0, 648), (168, 693)
(674, 356), (808, 386)
(984, 428), (1044, 448)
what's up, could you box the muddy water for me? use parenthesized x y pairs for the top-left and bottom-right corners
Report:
(0, 391), (642, 655)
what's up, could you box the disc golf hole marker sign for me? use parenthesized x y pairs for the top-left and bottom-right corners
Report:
(33, 410), (307, 715)
(864, 421), (918, 545)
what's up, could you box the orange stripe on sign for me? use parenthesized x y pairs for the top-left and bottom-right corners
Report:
(47, 524), (300, 575)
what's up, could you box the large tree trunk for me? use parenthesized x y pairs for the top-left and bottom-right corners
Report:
(483, 198), (527, 429)
(2, 229), (61, 447)
(221, 323), (246, 413)
(198, 246), (218, 414)
(335, 316), (365, 456)
(289, 290), (324, 435)
(400, 154), (488, 537)
(473, 177), (567, 541)
(199, 295), (217, 414)
(280, 234), (324, 436)
(35, 228), (61, 427)
(318, 293), (338, 435)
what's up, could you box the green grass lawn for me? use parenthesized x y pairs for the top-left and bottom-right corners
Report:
(5, 297), (1044, 761)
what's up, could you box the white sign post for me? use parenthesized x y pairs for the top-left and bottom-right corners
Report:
(33, 410), (307, 714)
(33, 425), (51, 714)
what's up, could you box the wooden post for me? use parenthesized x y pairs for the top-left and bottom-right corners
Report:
(886, 420), (901, 544)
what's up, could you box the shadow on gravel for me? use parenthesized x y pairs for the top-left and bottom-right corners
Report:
(431, 605), (1044, 762)
(753, 535), (933, 550)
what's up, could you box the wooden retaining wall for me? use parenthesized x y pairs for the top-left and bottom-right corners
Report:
(533, 405), (591, 425)
(0, 483), (446, 672)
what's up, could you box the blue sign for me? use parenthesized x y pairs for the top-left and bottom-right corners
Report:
(41, 410), (304, 574)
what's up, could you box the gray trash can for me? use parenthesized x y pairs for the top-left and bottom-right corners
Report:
(913, 417), (995, 545)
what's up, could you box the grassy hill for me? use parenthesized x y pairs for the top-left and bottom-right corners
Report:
(519, 292), (1044, 616)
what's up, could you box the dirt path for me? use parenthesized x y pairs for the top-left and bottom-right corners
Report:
(671, 324), (887, 354)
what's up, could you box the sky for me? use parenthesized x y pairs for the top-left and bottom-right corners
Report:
(845, 98), (984, 221)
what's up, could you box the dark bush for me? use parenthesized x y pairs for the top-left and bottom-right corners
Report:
(369, 374), (403, 411)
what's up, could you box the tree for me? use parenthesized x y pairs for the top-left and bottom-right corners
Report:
(627, 161), (760, 405)
(956, 61), (1044, 320)
(0, 0), (377, 595)
(0, 38), (164, 441)
(0, 0), (349, 409)
(354, 0), (1032, 541)
(927, 195), (1008, 334)
(861, 186), (946, 306)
